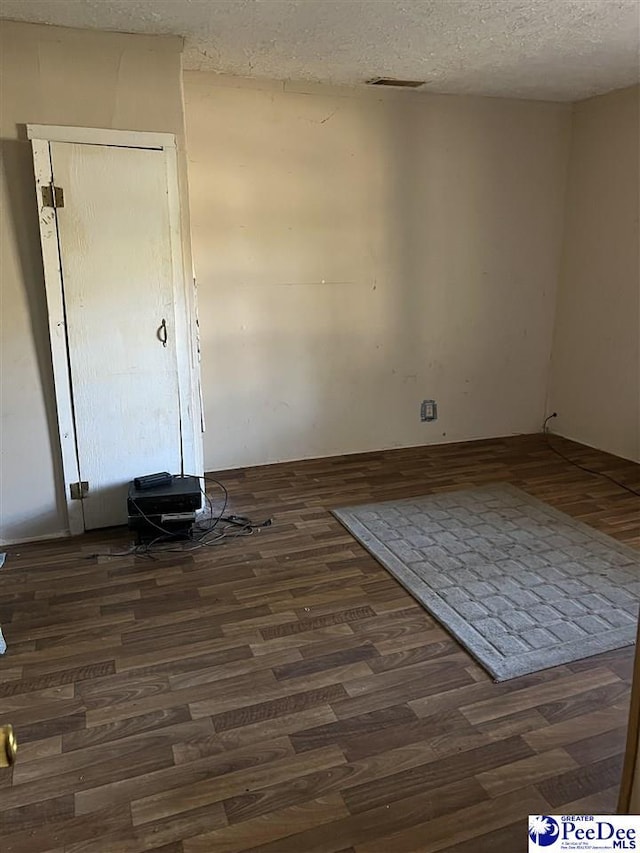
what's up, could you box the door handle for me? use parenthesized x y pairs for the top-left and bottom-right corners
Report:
(0, 725), (17, 768)
(158, 318), (168, 347)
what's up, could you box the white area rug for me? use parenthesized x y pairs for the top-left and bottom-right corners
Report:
(333, 484), (640, 681)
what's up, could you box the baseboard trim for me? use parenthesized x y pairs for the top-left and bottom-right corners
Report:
(0, 530), (70, 548)
(548, 427), (639, 465)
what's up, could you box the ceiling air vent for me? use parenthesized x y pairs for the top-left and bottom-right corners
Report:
(366, 77), (426, 88)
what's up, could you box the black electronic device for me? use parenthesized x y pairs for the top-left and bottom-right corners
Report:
(133, 471), (173, 490)
(127, 474), (201, 543)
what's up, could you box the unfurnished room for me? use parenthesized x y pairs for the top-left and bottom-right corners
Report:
(0, 1), (639, 851)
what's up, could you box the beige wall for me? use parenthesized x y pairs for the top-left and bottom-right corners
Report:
(548, 86), (640, 462)
(185, 73), (571, 471)
(0, 21), (191, 543)
(7, 25), (631, 544)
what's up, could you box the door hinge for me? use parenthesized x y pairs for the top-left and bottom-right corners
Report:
(70, 481), (89, 500)
(41, 184), (65, 209)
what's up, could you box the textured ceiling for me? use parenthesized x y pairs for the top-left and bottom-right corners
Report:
(2, 0), (639, 101)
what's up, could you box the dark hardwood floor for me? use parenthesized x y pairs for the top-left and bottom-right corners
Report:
(1, 434), (638, 852)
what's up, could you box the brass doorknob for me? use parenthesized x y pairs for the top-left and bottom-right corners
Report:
(0, 725), (17, 767)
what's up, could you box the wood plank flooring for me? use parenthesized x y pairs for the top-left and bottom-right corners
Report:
(1, 434), (638, 852)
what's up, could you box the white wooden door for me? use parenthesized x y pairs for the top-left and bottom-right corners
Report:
(49, 141), (183, 529)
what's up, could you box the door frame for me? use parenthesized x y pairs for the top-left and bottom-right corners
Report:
(618, 616), (640, 813)
(28, 124), (203, 535)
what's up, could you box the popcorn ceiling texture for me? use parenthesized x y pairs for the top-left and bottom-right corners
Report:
(2, 0), (639, 101)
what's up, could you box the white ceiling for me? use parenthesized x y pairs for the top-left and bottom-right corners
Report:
(3, 0), (639, 101)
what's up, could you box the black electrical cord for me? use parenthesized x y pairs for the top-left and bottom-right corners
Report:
(543, 414), (640, 497)
(87, 473), (272, 558)
(123, 473), (228, 545)
(190, 474), (229, 540)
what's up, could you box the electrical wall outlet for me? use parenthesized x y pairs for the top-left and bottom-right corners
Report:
(421, 399), (437, 422)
